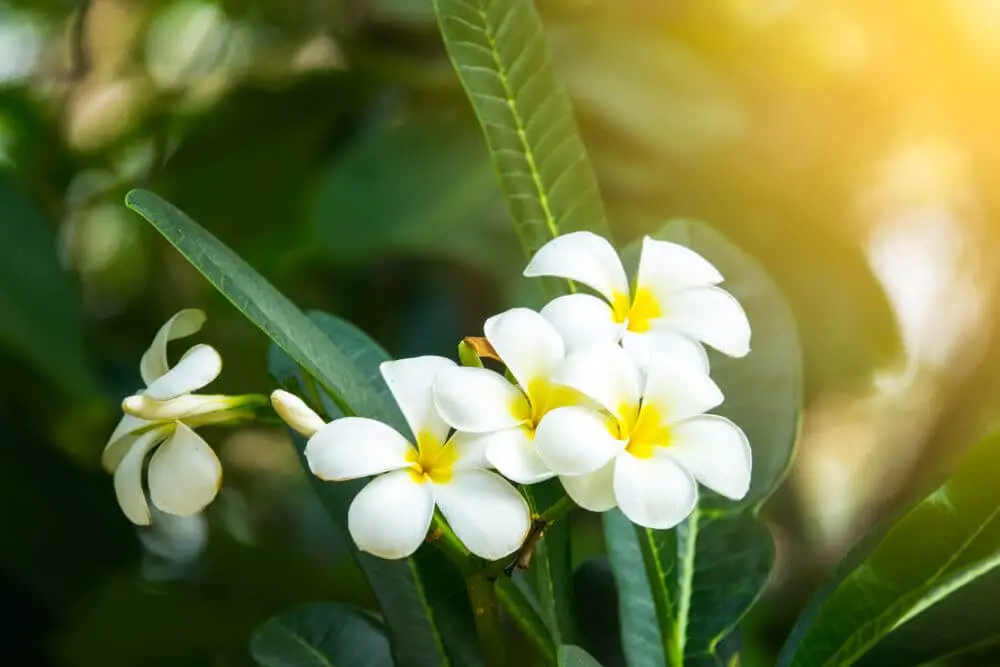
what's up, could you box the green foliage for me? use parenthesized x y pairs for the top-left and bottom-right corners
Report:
(778, 430), (1000, 667)
(250, 602), (393, 667)
(557, 645), (603, 667)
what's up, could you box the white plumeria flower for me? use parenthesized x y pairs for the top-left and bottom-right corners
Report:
(304, 356), (531, 561)
(524, 231), (751, 370)
(433, 308), (586, 484)
(534, 342), (751, 529)
(102, 309), (257, 526)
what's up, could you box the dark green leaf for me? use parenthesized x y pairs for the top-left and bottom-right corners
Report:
(558, 644), (603, 667)
(269, 311), (483, 667)
(496, 575), (557, 664)
(250, 602), (393, 667)
(431, 0), (614, 265)
(778, 431), (1000, 667)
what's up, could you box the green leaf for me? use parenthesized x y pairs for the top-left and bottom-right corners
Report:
(431, 0), (614, 265)
(778, 431), (1000, 667)
(0, 171), (98, 398)
(495, 575), (558, 664)
(125, 189), (400, 431)
(607, 219), (798, 667)
(250, 602), (393, 667)
(269, 311), (483, 667)
(558, 645), (603, 667)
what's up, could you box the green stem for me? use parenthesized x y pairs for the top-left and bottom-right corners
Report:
(468, 571), (506, 667)
(539, 493), (575, 524)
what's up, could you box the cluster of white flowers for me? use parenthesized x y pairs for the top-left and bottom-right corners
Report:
(273, 232), (753, 561)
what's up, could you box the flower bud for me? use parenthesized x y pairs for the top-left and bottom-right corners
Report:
(271, 390), (325, 438)
(123, 393), (250, 421)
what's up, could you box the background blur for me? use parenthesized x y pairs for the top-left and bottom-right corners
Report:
(6, 0), (1000, 665)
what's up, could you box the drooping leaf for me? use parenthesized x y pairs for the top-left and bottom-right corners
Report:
(778, 431), (1000, 667)
(431, 0), (614, 266)
(269, 311), (483, 667)
(558, 644), (604, 667)
(250, 602), (393, 667)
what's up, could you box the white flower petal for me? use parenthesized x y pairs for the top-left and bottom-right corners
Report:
(554, 342), (641, 418)
(561, 460), (617, 512)
(613, 452), (697, 529)
(433, 366), (526, 433)
(448, 430), (493, 470)
(348, 470), (435, 559)
(434, 470), (531, 560)
(540, 293), (622, 351)
(306, 417), (413, 481)
(636, 237), (723, 295)
(270, 389), (325, 437)
(484, 307), (565, 390)
(661, 286), (751, 358)
(642, 356), (724, 424)
(380, 356), (456, 442)
(524, 231), (629, 303)
(621, 329), (709, 374)
(102, 412), (148, 473)
(122, 393), (242, 421)
(482, 426), (555, 484)
(113, 426), (170, 526)
(147, 423), (223, 517)
(535, 406), (624, 475)
(140, 309), (207, 386)
(143, 344), (222, 400)
(666, 416), (752, 501)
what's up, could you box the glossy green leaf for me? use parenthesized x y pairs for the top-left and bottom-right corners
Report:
(269, 311), (483, 667)
(431, 0), (614, 265)
(0, 171), (97, 398)
(250, 602), (392, 667)
(558, 644), (603, 667)
(778, 431), (1000, 667)
(495, 575), (557, 664)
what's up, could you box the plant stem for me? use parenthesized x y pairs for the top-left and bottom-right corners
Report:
(539, 493), (575, 524)
(467, 571), (506, 667)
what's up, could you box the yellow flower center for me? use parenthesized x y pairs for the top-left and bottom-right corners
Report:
(610, 287), (663, 333)
(406, 431), (458, 484)
(511, 378), (587, 436)
(616, 401), (673, 459)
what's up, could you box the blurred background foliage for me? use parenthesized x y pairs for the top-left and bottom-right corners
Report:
(5, 0), (1000, 664)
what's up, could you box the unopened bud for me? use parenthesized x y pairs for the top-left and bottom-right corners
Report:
(271, 390), (325, 438)
(123, 393), (262, 422)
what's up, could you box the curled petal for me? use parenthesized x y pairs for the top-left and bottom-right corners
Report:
(102, 412), (148, 473)
(123, 393), (248, 422)
(554, 342), (641, 419)
(484, 307), (565, 390)
(665, 416), (752, 501)
(433, 366), (527, 433)
(661, 286), (751, 358)
(613, 453), (697, 530)
(434, 470), (531, 560)
(271, 389), (325, 437)
(621, 329), (709, 375)
(306, 417), (413, 481)
(642, 356), (724, 424)
(636, 237), (723, 295)
(113, 426), (170, 526)
(540, 293), (622, 352)
(524, 231), (629, 303)
(535, 406), (624, 476)
(140, 309), (207, 386)
(482, 427), (555, 484)
(380, 356), (456, 443)
(144, 344), (222, 400)
(147, 422), (223, 517)
(348, 470), (435, 559)
(561, 459), (617, 512)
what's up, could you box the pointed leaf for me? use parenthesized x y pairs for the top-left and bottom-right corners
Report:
(558, 645), (604, 667)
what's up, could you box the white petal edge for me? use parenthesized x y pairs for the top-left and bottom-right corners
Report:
(484, 307), (565, 391)
(113, 426), (170, 525)
(621, 329), (709, 375)
(635, 236), (724, 295)
(523, 231), (629, 303)
(380, 356), (456, 443)
(540, 293), (623, 352)
(665, 415), (752, 501)
(103, 412), (148, 472)
(448, 430), (494, 470)
(534, 406), (624, 476)
(433, 366), (526, 433)
(143, 344), (222, 400)
(270, 389), (325, 437)
(560, 459), (617, 512)
(661, 286), (751, 358)
(306, 417), (413, 481)
(140, 309), (206, 386)
(434, 470), (531, 560)
(147, 422), (223, 516)
(482, 426), (555, 484)
(553, 342), (641, 419)
(613, 452), (697, 530)
(642, 356), (724, 424)
(348, 470), (435, 559)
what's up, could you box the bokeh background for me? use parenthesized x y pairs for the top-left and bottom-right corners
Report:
(5, 0), (1000, 665)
